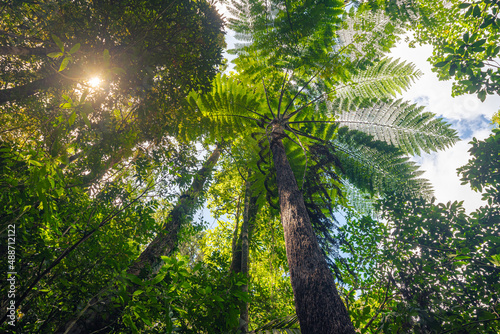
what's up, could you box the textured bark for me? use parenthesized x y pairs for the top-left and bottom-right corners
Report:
(0, 73), (70, 105)
(270, 125), (355, 334)
(57, 146), (222, 334)
(0, 46), (58, 56)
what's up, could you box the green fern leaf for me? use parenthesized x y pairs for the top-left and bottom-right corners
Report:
(331, 98), (459, 155)
(333, 127), (433, 198)
(336, 58), (421, 100)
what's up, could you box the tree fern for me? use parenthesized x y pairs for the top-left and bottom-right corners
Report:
(331, 98), (459, 155)
(332, 127), (433, 198)
(334, 57), (421, 100)
(337, 8), (405, 64)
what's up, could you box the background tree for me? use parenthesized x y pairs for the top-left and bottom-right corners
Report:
(372, 0), (500, 101)
(337, 128), (500, 333)
(0, 0), (225, 332)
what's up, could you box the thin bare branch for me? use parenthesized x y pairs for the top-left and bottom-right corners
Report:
(262, 79), (277, 119)
(286, 126), (309, 190)
(277, 71), (290, 119)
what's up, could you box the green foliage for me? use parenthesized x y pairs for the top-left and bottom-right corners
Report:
(332, 127), (432, 197)
(337, 129), (500, 333)
(458, 128), (500, 205)
(379, 0), (500, 100)
(335, 58), (421, 100)
(0, 0), (481, 332)
(228, 0), (345, 70)
(338, 7), (404, 66)
(0, 140), (162, 333)
(0, 1), (226, 332)
(110, 254), (247, 333)
(202, 162), (296, 330)
(332, 98), (458, 155)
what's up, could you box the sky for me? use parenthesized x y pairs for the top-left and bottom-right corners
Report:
(389, 41), (500, 212)
(216, 5), (499, 214)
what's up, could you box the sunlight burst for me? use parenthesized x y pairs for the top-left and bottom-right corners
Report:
(88, 76), (102, 88)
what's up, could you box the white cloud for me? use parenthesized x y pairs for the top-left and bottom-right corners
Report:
(390, 40), (498, 212)
(412, 140), (484, 213)
(390, 41), (500, 122)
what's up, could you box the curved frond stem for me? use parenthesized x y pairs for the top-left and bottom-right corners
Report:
(282, 68), (323, 118)
(234, 102), (272, 121)
(277, 71), (291, 119)
(211, 114), (264, 123)
(285, 81), (362, 120)
(288, 126), (327, 144)
(222, 146), (248, 182)
(284, 92), (326, 120)
(262, 79), (277, 119)
(288, 120), (337, 124)
(265, 121), (274, 150)
(286, 125), (309, 190)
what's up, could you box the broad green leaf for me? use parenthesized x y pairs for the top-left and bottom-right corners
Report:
(47, 52), (63, 58)
(52, 34), (64, 51)
(103, 49), (111, 65)
(69, 43), (81, 54)
(59, 57), (70, 71)
(81, 112), (91, 128)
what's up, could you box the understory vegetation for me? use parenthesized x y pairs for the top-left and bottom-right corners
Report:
(0, 0), (499, 333)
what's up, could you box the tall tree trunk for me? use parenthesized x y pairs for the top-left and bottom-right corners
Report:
(230, 171), (259, 333)
(0, 73), (71, 105)
(56, 145), (222, 334)
(0, 46), (58, 56)
(269, 125), (355, 334)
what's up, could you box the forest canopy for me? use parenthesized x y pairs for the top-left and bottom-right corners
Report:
(0, 0), (498, 333)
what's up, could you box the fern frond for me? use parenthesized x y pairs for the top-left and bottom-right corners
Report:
(335, 58), (421, 100)
(333, 127), (433, 198)
(337, 8), (405, 63)
(331, 98), (459, 155)
(342, 181), (378, 218)
(186, 74), (264, 141)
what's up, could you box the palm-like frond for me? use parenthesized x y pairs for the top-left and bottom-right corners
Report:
(337, 8), (404, 64)
(331, 98), (459, 155)
(250, 314), (301, 334)
(186, 74), (264, 140)
(332, 127), (433, 198)
(335, 57), (421, 100)
(342, 180), (378, 218)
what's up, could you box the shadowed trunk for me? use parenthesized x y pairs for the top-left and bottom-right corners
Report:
(0, 46), (58, 56)
(0, 73), (71, 105)
(56, 145), (222, 334)
(230, 171), (259, 333)
(270, 124), (355, 334)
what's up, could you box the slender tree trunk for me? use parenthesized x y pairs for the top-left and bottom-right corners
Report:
(269, 125), (355, 334)
(56, 146), (222, 334)
(0, 73), (70, 105)
(230, 196), (242, 274)
(239, 177), (259, 333)
(230, 170), (259, 333)
(0, 46), (58, 56)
